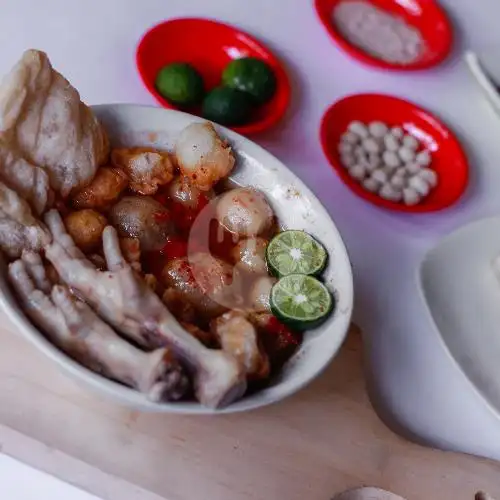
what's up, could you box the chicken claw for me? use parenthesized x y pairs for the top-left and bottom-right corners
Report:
(8, 251), (189, 402)
(43, 209), (247, 408)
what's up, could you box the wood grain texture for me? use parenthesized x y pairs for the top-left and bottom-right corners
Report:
(1, 321), (500, 500)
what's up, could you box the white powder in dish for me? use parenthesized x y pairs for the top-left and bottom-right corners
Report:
(333, 0), (425, 65)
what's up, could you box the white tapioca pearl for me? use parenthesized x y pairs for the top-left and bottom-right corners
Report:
(418, 168), (438, 188)
(382, 150), (401, 168)
(398, 146), (416, 163)
(403, 187), (421, 206)
(349, 164), (366, 180)
(405, 162), (421, 175)
(362, 137), (381, 154)
(390, 127), (404, 139)
(402, 134), (419, 150)
(384, 133), (400, 152)
(348, 121), (369, 138)
(415, 150), (432, 167)
(368, 121), (389, 138)
(371, 169), (388, 184)
(379, 184), (402, 202)
(362, 177), (380, 192)
(409, 175), (430, 196)
(338, 142), (353, 155)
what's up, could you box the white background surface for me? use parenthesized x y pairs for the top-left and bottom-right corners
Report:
(2, 0), (500, 497)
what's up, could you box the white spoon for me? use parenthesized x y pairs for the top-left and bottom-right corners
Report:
(465, 50), (500, 116)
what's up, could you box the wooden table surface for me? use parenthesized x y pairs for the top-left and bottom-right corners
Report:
(1, 321), (499, 500)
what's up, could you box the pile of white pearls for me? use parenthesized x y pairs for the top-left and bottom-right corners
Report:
(338, 120), (437, 206)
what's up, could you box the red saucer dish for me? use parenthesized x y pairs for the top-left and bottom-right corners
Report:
(315, 0), (454, 71)
(320, 94), (469, 213)
(136, 18), (291, 135)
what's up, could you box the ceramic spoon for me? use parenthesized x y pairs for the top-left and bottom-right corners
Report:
(333, 487), (406, 500)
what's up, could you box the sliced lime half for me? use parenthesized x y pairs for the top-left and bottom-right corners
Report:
(270, 274), (333, 329)
(266, 230), (327, 277)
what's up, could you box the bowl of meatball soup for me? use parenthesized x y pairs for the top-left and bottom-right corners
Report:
(2, 104), (353, 414)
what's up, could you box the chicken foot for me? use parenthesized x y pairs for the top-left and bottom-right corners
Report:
(44, 210), (247, 408)
(8, 251), (189, 402)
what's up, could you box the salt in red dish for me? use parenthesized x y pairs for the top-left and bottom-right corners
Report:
(136, 18), (291, 135)
(314, 0), (454, 70)
(320, 93), (469, 213)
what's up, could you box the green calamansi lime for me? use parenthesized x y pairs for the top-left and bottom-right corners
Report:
(202, 87), (253, 126)
(266, 230), (328, 277)
(155, 63), (204, 106)
(270, 274), (334, 330)
(222, 57), (277, 105)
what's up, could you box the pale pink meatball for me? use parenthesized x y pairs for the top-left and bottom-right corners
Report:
(216, 188), (274, 237)
(161, 253), (240, 318)
(231, 237), (268, 274)
(175, 122), (235, 191)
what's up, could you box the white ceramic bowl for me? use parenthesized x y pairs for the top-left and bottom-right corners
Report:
(0, 104), (354, 414)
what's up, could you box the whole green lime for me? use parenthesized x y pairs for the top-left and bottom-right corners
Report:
(222, 57), (277, 105)
(202, 87), (252, 126)
(155, 63), (204, 106)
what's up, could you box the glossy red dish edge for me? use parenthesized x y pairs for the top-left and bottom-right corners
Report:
(320, 94), (469, 213)
(314, 0), (454, 71)
(136, 17), (291, 135)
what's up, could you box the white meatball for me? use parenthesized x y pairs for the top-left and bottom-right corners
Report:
(353, 145), (366, 159)
(408, 175), (430, 196)
(402, 134), (419, 150)
(390, 127), (404, 139)
(232, 237), (268, 274)
(362, 137), (381, 154)
(405, 162), (421, 175)
(248, 276), (277, 312)
(371, 169), (388, 184)
(415, 150), (432, 167)
(384, 134), (400, 152)
(390, 174), (406, 189)
(362, 177), (380, 192)
(338, 142), (353, 155)
(382, 150), (401, 168)
(175, 122), (235, 191)
(403, 187), (421, 206)
(379, 184), (402, 202)
(348, 121), (369, 138)
(341, 131), (360, 145)
(341, 153), (356, 168)
(168, 176), (214, 209)
(418, 168), (438, 188)
(216, 188), (274, 237)
(368, 121), (389, 138)
(349, 164), (367, 180)
(398, 146), (416, 163)
(366, 153), (381, 171)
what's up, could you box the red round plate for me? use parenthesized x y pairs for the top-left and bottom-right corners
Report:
(136, 18), (291, 135)
(314, 0), (453, 70)
(320, 94), (469, 213)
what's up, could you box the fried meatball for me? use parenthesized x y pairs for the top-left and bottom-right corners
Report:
(111, 147), (174, 195)
(231, 237), (268, 274)
(71, 166), (128, 210)
(175, 122), (235, 191)
(216, 188), (274, 237)
(64, 209), (107, 252)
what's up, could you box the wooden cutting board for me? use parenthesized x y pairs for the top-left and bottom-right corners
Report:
(1, 320), (500, 500)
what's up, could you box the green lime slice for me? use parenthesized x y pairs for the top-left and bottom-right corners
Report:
(266, 230), (327, 277)
(270, 274), (333, 329)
